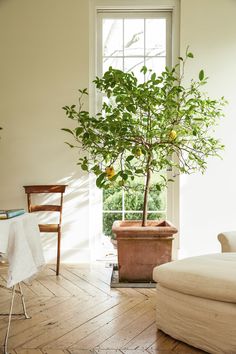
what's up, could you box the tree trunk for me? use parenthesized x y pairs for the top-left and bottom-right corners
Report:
(142, 167), (151, 227)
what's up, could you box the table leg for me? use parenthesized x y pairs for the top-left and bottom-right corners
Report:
(3, 285), (16, 354)
(18, 282), (31, 319)
(3, 282), (31, 354)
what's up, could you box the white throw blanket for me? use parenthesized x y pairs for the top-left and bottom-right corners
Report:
(0, 213), (45, 287)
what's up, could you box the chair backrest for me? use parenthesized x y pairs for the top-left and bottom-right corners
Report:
(23, 185), (67, 276)
(23, 185), (67, 225)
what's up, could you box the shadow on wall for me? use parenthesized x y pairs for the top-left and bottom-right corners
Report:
(24, 173), (97, 264)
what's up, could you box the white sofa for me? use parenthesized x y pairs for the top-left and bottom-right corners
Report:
(218, 231), (236, 252)
(153, 253), (236, 354)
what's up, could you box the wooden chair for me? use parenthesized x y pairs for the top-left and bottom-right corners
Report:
(23, 185), (67, 275)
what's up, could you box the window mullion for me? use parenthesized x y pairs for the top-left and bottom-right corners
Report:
(122, 18), (125, 70)
(144, 18), (146, 72)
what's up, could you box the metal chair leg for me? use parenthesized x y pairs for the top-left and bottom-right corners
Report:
(18, 283), (31, 319)
(3, 285), (16, 354)
(3, 283), (30, 354)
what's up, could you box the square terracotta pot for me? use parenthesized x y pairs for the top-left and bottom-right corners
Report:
(112, 220), (178, 283)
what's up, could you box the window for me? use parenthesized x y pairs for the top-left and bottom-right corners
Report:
(96, 10), (173, 237)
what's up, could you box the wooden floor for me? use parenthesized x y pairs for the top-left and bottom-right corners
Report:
(0, 263), (206, 354)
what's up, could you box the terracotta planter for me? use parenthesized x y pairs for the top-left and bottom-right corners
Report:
(112, 220), (178, 283)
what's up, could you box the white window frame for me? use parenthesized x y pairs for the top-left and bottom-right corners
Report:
(89, 0), (180, 258)
(98, 10), (171, 225)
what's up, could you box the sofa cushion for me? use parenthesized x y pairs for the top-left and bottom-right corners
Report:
(153, 253), (236, 303)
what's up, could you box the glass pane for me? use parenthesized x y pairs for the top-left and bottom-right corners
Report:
(124, 174), (167, 212)
(124, 19), (144, 56)
(145, 57), (166, 75)
(148, 188), (167, 211)
(125, 212), (166, 222)
(145, 19), (166, 56)
(103, 57), (123, 73)
(103, 213), (122, 238)
(125, 213), (142, 220)
(103, 187), (122, 211)
(124, 177), (144, 211)
(124, 58), (144, 82)
(148, 173), (167, 211)
(103, 19), (123, 57)
(147, 212), (166, 221)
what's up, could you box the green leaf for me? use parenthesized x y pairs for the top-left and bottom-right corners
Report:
(151, 73), (156, 81)
(160, 175), (167, 182)
(75, 127), (83, 136)
(81, 163), (88, 171)
(141, 66), (147, 75)
(135, 169), (143, 174)
(199, 69), (205, 81)
(109, 173), (119, 181)
(83, 132), (89, 139)
(96, 173), (107, 188)
(92, 164), (102, 175)
(126, 155), (134, 162)
(65, 142), (74, 148)
(61, 128), (74, 135)
(126, 105), (136, 113)
(78, 88), (88, 95)
(120, 172), (128, 180)
(187, 52), (194, 58)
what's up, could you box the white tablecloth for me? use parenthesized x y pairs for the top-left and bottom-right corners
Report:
(0, 213), (45, 287)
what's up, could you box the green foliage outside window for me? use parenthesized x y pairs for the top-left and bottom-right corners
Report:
(103, 177), (166, 237)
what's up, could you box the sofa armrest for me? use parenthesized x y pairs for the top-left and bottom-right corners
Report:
(218, 231), (236, 252)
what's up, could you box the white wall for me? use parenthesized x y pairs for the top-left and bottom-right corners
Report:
(0, 0), (91, 262)
(179, 0), (236, 257)
(0, 0), (235, 262)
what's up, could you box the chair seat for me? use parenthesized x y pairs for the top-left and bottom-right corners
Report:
(39, 224), (59, 233)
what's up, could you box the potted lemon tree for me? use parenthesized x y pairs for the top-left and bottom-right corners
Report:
(62, 49), (225, 282)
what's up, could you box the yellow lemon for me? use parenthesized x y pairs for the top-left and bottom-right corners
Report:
(105, 166), (115, 179)
(135, 148), (142, 157)
(169, 130), (177, 140)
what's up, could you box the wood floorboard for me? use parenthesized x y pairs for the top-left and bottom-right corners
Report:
(0, 295), (73, 341)
(121, 323), (157, 350)
(147, 330), (179, 351)
(49, 297), (144, 350)
(66, 268), (114, 297)
(98, 309), (155, 350)
(122, 350), (155, 354)
(56, 268), (107, 297)
(0, 264), (206, 354)
(68, 298), (147, 351)
(68, 350), (95, 354)
(8, 296), (107, 348)
(33, 297), (126, 349)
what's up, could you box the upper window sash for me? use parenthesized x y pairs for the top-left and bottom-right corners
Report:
(97, 10), (172, 78)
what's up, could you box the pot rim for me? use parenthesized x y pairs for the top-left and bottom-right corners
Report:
(112, 219), (178, 235)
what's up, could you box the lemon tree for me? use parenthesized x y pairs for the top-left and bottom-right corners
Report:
(62, 48), (226, 227)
